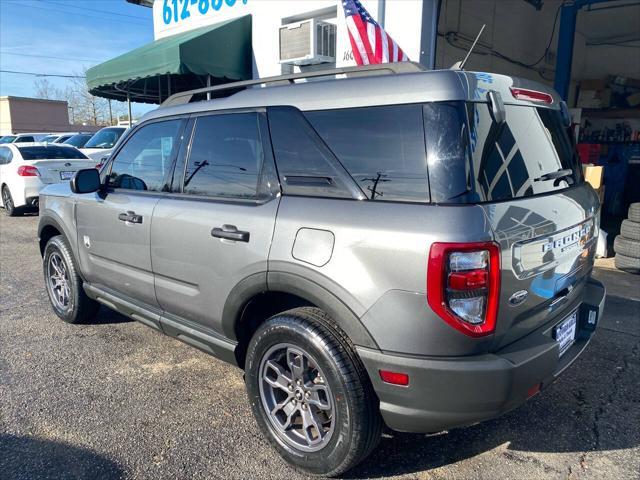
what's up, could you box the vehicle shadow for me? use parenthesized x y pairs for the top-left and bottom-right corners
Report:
(345, 293), (640, 479)
(0, 434), (125, 479)
(84, 305), (133, 325)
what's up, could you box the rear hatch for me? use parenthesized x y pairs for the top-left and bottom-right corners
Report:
(425, 98), (599, 350)
(17, 145), (96, 184)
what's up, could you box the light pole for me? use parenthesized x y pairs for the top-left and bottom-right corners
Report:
(68, 106), (75, 124)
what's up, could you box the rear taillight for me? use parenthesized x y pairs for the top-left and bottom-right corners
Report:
(510, 87), (553, 104)
(427, 242), (501, 337)
(17, 165), (39, 177)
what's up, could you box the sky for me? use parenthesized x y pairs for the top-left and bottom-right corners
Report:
(0, 0), (156, 118)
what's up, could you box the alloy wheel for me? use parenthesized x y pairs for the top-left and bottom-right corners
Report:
(259, 343), (335, 452)
(47, 252), (71, 310)
(2, 188), (13, 214)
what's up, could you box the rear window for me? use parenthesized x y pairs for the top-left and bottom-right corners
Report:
(305, 105), (429, 202)
(426, 102), (583, 203)
(17, 146), (89, 160)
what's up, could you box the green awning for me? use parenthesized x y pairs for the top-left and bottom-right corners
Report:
(86, 15), (252, 104)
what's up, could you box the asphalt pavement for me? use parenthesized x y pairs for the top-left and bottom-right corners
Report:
(1, 213), (638, 480)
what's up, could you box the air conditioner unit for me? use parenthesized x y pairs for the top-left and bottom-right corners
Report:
(279, 19), (336, 66)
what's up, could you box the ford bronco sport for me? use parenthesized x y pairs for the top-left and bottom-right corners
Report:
(38, 63), (605, 477)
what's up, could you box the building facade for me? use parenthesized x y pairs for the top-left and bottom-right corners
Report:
(152, 0), (436, 78)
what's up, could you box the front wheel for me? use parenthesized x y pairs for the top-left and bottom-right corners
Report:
(245, 307), (382, 477)
(43, 235), (100, 323)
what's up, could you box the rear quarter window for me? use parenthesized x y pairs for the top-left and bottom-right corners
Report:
(305, 105), (429, 202)
(17, 146), (89, 160)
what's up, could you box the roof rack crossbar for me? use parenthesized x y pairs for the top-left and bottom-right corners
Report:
(161, 61), (425, 107)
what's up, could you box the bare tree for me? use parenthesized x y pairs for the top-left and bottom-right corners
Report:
(33, 78), (65, 100)
(33, 72), (128, 127)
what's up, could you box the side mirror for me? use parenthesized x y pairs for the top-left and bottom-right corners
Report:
(487, 90), (506, 124)
(70, 168), (101, 194)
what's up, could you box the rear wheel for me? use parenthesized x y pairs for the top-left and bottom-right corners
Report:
(245, 307), (382, 477)
(43, 235), (100, 323)
(2, 186), (21, 217)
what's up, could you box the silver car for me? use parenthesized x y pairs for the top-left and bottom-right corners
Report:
(38, 63), (605, 476)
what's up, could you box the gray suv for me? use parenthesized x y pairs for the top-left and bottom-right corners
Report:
(38, 63), (605, 477)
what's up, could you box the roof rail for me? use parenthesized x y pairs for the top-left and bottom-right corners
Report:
(161, 61), (426, 107)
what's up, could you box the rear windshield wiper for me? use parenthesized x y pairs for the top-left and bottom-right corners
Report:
(534, 168), (574, 184)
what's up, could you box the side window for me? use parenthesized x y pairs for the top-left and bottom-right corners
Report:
(0, 148), (8, 164)
(305, 105), (429, 202)
(182, 113), (265, 199)
(108, 120), (183, 192)
(267, 107), (358, 199)
(18, 136), (34, 143)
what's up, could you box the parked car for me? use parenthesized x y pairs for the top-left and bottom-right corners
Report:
(80, 126), (127, 161)
(62, 133), (95, 149)
(37, 65), (605, 477)
(0, 133), (50, 144)
(0, 143), (96, 216)
(41, 132), (86, 144)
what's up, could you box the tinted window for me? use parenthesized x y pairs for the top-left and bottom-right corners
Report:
(15, 136), (34, 143)
(54, 135), (73, 143)
(423, 102), (477, 203)
(426, 102), (583, 203)
(63, 134), (92, 148)
(268, 107), (357, 199)
(183, 114), (264, 199)
(85, 128), (126, 149)
(108, 120), (182, 192)
(306, 105), (428, 202)
(0, 136), (16, 144)
(17, 146), (89, 160)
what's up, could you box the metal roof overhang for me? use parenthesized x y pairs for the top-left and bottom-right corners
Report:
(86, 15), (252, 104)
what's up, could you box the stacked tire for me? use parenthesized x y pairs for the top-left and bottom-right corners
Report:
(614, 203), (640, 274)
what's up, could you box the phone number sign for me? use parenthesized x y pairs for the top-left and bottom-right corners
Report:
(155, 0), (249, 38)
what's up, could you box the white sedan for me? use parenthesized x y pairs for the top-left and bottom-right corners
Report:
(0, 143), (98, 216)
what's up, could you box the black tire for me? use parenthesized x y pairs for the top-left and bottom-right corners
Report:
(628, 203), (640, 223)
(614, 253), (640, 274)
(2, 185), (22, 217)
(43, 235), (100, 323)
(621, 219), (640, 241)
(614, 235), (640, 259)
(245, 307), (382, 477)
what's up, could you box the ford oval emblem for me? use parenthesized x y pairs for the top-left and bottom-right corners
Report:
(509, 290), (528, 306)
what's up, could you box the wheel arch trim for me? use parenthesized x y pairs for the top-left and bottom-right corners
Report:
(221, 271), (379, 350)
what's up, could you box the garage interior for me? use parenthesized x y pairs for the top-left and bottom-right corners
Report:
(435, 0), (640, 256)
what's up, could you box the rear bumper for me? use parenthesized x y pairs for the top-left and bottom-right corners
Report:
(7, 178), (44, 208)
(357, 277), (605, 433)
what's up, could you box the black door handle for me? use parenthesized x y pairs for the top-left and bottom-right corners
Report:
(211, 224), (250, 242)
(118, 211), (143, 224)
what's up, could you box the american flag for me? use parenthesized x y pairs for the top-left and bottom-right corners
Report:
(341, 0), (408, 65)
